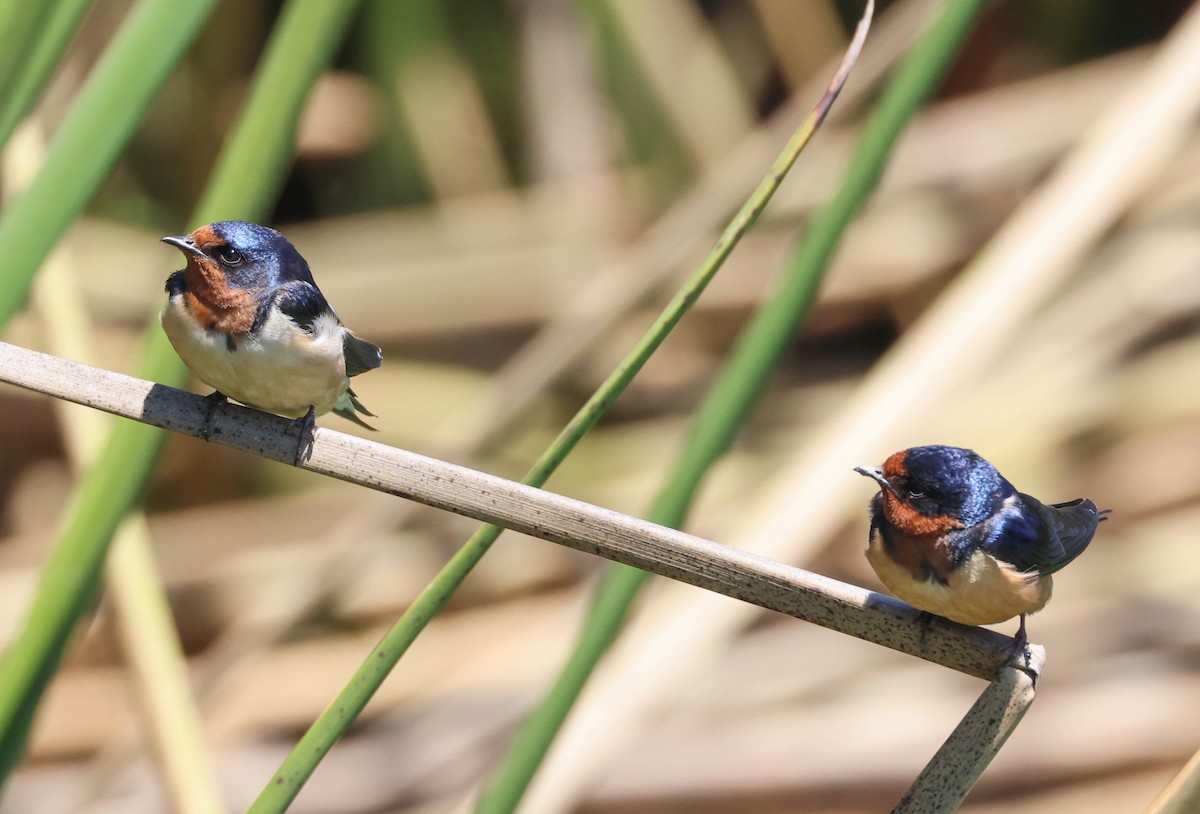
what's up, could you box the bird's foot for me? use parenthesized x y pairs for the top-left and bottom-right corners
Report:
(290, 406), (317, 466)
(1007, 613), (1034, 672)
(199, 391), (228, 442)
(1013, 614), (1028, 652)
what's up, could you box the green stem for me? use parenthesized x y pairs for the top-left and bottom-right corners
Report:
(474, 2), (989, 812)
(0, 2), (51, 110)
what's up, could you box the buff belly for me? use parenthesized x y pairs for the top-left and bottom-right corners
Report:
(161, 299), (347, 418)
(866, 532), (1052, 626)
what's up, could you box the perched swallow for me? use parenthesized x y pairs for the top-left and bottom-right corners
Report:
(160, 221), (381, 460)
(855, 445), (1106, 646)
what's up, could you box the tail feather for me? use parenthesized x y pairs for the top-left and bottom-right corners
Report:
(344, 331), (382, 377)
(336, 328), (380, 429)
(1036, 497), (1104, 576)
(332, 386), (377, 430)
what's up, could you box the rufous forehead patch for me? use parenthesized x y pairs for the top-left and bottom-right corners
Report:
(189, 224), (219, 249)
(882, 450), (908, 479)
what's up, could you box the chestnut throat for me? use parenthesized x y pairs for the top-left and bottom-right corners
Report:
(183, 260), (258, 335)
(879, 491), (965, 583)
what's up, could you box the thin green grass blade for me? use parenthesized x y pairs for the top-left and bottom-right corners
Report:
(246, 6), (874, 812)
(474, 2), (990, 811)
(0, 2), (53, 107)
(0, 0), (364, 785)
(0, 0), (94, 151)
(0, 0), (220, 329)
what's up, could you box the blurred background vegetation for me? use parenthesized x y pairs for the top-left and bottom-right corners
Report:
(1, 0), (1199, 811)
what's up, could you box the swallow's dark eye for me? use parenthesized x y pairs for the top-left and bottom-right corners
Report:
(217, 246), (245, 266)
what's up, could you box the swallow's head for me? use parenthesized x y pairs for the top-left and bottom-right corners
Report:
(162, 221), (311, 290)
(162, 221), (314, 335)
(856, 445), (1014, 534)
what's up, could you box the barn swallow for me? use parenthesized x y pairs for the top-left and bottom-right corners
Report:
(160, 220), (381, 463)
(855, 445), (1107, 649)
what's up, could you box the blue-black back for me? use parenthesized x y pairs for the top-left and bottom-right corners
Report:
(983, 495), (1102, 577)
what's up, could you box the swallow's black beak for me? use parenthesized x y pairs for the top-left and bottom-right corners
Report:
(854, 466), (892, 492)
(161, 235), (203, 258)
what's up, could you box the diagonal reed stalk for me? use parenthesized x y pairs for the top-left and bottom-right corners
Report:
(245, 4), (875, 812)
(0, 0), (365, 785)
(0, 337), (1026, 686)
(475, 2), (989, 811)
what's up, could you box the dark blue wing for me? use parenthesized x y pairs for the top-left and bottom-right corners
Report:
(984, 494), (1102, 576)
(269, 280), (333, 334)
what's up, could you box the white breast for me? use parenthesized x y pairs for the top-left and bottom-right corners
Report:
(866, 530), (1052, 626)
(161, 298), (348, 418)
